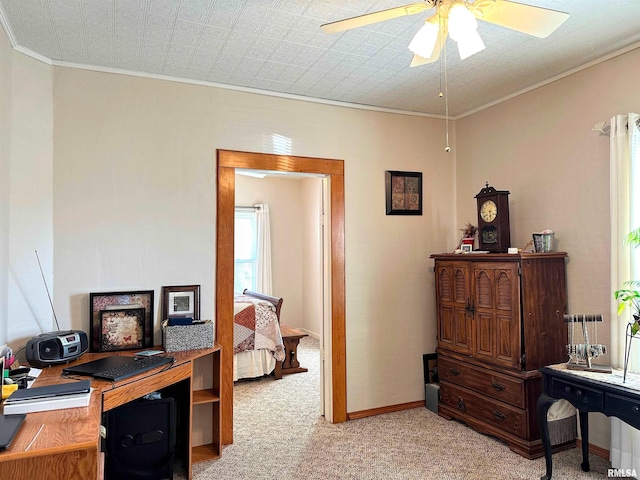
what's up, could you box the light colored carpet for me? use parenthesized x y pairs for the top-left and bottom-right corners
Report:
(191, 337), (613, 480)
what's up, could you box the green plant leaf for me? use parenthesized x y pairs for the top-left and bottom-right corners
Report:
(624, 280), (640, 289)
(625, 227), (640, 247)
(619, 302), (627, 316)
(614, 227), (640, 319)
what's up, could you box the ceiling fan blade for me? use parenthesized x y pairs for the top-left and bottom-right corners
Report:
(410, 52), (438, 67)
(472, 0), (569, 38)
(321, 3), (432, 34)
(409, 16), (446, 67)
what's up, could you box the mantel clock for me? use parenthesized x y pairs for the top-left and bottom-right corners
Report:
(475, 182), (511, 252)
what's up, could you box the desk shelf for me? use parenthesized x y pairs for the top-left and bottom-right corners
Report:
(192, 389), (219, 405)
(190, 347), (221, 463)
(192, 443), (220, 463)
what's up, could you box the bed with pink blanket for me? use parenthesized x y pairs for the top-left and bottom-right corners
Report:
(234, 289), (286, 380)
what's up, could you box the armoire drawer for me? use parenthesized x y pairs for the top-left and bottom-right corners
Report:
(438, 356), (525, 408)
(440, 381), (526, 437)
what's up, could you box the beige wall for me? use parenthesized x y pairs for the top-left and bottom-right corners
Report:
(50, 67), (454, 413)
(235, 173), (321, 332)
(0, 27), (54, 346)
(0, 26), (10, 344)
(456, 46), (640, 450)
(301, 177), (323, 337)
(235, 174), (323, 337)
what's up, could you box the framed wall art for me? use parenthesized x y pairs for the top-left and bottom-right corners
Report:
(385, 170), (423, 215)
(99, 307), (146, 352)
(161, 285), (200, 320)
(89, 290), (154, 352)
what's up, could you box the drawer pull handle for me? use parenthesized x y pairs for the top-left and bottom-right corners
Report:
(565, 386), (571, 393)
(492, 382), (505, 392)
(576, 389), (583, 397)
(634, 406), (640, 413)
(494, 410), (506, 421)
(457, 397), (466, 412)
(450, 368), (460, 376)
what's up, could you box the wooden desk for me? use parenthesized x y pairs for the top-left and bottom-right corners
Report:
(538, 364), (640, 480)
(0, 345), (221, 480)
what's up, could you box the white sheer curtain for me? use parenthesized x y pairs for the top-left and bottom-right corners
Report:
(255, 203), (273, 295)
(610, 113), (640, 473)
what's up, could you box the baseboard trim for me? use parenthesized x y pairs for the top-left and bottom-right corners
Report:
(576, 439), (609, 460)
(347, 401), (425, 420)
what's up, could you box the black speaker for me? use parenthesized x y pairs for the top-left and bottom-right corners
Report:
(25, 330), (88, 367)
(105, 398), (176, 480)
(38, 339), (61, 360)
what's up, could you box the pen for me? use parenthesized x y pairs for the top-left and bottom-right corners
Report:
(25, 424), (44, 451)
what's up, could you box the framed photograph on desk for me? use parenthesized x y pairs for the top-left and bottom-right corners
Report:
(90, 290), (154, 352)
(99, 307), (146, 352)
(161, 285), (200, 320)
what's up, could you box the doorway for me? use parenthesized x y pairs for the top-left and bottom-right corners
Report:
(216, 150), (346, 445)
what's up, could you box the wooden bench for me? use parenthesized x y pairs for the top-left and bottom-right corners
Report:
(274, 325), (308, 379)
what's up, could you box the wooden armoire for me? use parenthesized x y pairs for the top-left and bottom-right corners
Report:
(430, 252), (570, 459)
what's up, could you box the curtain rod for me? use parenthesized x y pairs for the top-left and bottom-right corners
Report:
(235, 205), (262, 211)
(593, 117), (640, 135)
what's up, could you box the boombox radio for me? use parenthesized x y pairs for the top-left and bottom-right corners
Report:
(26, 330), (88, 368)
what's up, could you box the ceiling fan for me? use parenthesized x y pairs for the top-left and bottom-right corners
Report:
(320, 0), (569, 67)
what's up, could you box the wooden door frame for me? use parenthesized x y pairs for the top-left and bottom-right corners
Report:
(216, 149), (346, 445)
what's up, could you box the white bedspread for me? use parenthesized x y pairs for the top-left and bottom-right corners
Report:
(233, 349), (276, 381)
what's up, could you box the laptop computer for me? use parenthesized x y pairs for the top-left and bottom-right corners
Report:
(62, 356), (137, 377)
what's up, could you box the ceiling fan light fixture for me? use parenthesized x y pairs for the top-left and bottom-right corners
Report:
(447, 3), (477, 41)
(448, 3), (485, 60)
(408, 21), (439, 59)
(456, 30), (485, 60)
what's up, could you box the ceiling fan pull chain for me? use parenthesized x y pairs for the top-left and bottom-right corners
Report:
(443, 10), (450, 153)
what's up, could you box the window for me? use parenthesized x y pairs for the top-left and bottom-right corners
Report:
(234, 210), (257, 294)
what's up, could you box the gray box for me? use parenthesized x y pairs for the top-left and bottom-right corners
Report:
(425, 383), (440, 413)
(162, 319), (214, 352)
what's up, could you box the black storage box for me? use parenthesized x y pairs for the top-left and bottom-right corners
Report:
(105, 397), (176, 480)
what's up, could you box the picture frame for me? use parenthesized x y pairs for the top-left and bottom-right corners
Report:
(461, 244), (473, 253)
(385, 170), (423, 215)
(89, 290), (154, 352)
(99, 307), (146, 352)
(161, 285), (201, 320)
(423, 353), (438, 384)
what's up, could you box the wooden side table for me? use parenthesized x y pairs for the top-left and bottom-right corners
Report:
(277, 325), (309, 377)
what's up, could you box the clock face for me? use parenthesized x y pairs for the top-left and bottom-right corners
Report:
(480, 200), (497, 223)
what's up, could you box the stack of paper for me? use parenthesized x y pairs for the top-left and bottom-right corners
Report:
(3, 380), (92, 414)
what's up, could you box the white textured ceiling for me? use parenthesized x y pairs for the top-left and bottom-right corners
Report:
(1, 0), (639, 117)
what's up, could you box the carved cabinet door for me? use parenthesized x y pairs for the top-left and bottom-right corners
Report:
(471, 262), (521, 369)
(435, 261), (473, 355)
